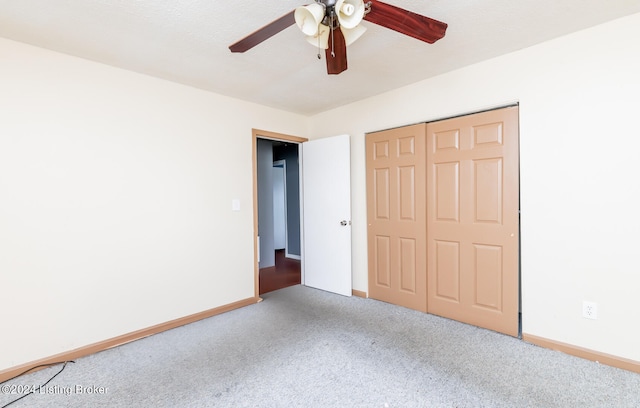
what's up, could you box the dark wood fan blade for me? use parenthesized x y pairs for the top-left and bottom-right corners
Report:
(326, 28), (348, 75)
(363, 0), (447, 44)
(229, 10), (296, 53)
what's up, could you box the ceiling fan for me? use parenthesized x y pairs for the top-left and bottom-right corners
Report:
(228, 0), (447, 75)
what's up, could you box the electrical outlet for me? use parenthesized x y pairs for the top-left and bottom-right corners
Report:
(583, 301), (598, 320)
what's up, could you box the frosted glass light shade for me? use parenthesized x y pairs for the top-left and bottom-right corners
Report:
(295, 3), (325, 36)
(336, 0), (365, 29)
(306, 24), (331, 49)
(341, 24), (367, 46)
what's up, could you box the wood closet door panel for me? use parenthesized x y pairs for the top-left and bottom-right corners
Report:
(366, 123), (427, 312)
(427, 107), (520, 336)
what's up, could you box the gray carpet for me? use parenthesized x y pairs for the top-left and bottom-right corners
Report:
(2, 285), (639, 407)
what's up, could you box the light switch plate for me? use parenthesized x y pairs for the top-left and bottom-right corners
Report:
(232, 199), (240, 211)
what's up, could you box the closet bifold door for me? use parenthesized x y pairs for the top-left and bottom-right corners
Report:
(426, 106), (520, 336)
(366, 123), (427, 313)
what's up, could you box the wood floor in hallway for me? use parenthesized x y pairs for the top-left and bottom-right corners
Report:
(259, 249), (301, 295)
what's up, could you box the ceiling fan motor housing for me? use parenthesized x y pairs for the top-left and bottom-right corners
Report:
(319, 0), (338, 9)
(316, 0), (337, 28)
(318, 0), (368, 29)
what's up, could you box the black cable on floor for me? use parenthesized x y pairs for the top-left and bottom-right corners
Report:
(1, 361), (75, 408)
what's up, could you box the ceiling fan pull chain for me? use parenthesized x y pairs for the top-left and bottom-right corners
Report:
(330, 13), (335, 57)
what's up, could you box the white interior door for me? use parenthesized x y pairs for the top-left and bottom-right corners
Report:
(302, 134), (352, 297)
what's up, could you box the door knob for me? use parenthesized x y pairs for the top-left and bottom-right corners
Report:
(340, 220), (351, 226)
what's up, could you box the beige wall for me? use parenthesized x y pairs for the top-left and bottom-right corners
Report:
(0, 38), (308, 370)
(309, 12), (640, 362)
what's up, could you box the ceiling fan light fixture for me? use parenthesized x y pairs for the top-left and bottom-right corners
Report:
(295, 3), (326, 36)
(335, 0), (365, 29)
(340, 24), (367, 46)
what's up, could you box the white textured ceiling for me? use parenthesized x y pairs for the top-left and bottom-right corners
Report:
(1, 1), (639, 115)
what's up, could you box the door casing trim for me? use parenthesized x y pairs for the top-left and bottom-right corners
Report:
(252, 129), (307, 298)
